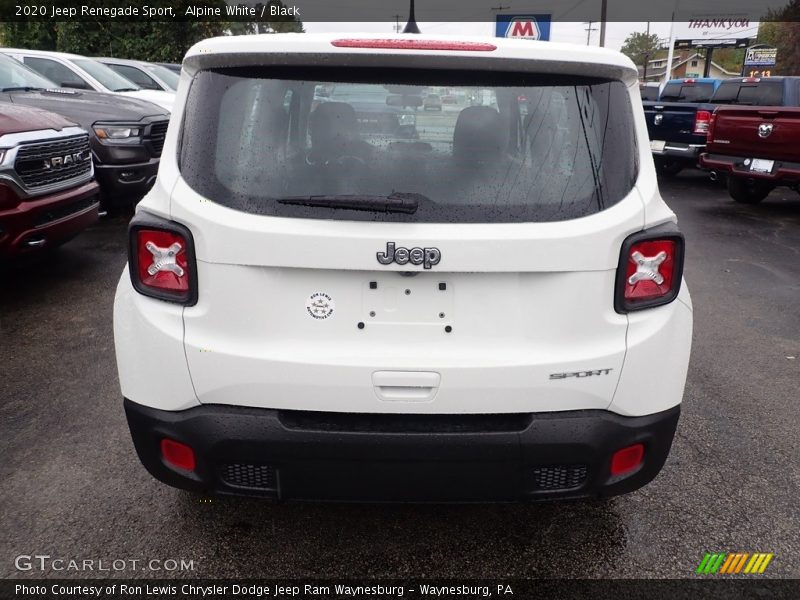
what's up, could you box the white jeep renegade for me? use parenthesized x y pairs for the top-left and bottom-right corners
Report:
(114, 34), (693, 501)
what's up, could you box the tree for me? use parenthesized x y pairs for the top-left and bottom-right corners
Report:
(758, 3), (800, 77)
(620, 32), (662, 69)
(713, 48), (745, 74)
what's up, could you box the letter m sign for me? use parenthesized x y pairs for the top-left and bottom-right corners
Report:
(496, 14), (551, 41)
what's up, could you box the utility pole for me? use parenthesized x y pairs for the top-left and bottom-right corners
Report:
(584, 21), (597, 45)
(392, 14), (401, 33)
(599, 0), (607, 47)
(663, 0), (681, 88)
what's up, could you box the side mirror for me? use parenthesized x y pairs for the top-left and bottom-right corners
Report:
(62, 80), (89, 90)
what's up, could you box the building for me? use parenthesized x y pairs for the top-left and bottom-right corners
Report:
(641, 52), (739, 82)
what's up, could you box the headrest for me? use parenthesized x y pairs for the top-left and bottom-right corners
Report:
(453, 106), (506, 162)
(310, 102), (358, 146)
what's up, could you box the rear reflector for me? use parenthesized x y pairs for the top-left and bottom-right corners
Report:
(615, 226), (685, 313)
(610, 443), (645, 476)
(161, 438), (196, 472)
(331, 39), (497, 51)
(683, 78), (696, 83)
(128, 217), (197, 306)
(693, 110), (712, 135)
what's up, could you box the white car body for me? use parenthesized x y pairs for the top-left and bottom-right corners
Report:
(0, 48), (175, 112)
(94, 57), (179, 92)
(114, 33), (692, 502)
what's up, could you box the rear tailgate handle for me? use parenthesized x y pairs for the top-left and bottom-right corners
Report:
(757, 111), (779, 118)
(372, 371), (440, 402)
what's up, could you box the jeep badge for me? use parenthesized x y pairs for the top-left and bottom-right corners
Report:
(377, 242), (441, 269)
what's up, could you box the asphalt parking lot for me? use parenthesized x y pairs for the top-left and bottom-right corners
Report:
(1, 171), (798, 579)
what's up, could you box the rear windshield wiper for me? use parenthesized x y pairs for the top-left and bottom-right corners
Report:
(114, 87), (139, 92)
(277, 193), (425, 214)
(2, 86), (44, 92)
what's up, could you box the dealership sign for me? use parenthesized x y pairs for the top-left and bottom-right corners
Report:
(744, 46), (777, 66)
(673, 15), (758, 48)
(495, 15), (551, 41)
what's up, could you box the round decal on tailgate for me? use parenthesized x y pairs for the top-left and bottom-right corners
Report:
(306, 292), (335, 320)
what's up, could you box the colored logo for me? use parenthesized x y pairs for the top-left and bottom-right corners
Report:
(495, 15), (551, 41)
(696, 552), (774, 574)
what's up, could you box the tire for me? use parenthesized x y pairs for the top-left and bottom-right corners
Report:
(654, 157), (683, 177)
(727, 177), (773, 204)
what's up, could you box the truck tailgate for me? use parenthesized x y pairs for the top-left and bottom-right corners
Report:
(707, 106), (800, 162)
(643, 101), (706, 146)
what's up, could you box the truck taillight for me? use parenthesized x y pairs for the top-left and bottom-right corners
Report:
(128, 216), (197, 305)
(693, 110), (712, 135)
(615, 226), (685, 313)
(706, 110), (717, 140)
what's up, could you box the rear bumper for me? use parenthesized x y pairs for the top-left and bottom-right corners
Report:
(651, 142), (704, 162)
(0, 180), (99, 258)
(124, 398), (680, 502)
(699, 153), (800, 183)
(94, 159), (159, 206)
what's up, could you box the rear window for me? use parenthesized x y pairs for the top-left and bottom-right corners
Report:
(179, 67), (638, 223)
(711, 81), (784, 106)
(660, 82), (715, 102)
(640, 85), (659, 101)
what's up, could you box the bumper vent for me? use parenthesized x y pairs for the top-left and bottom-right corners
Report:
(221, 463), (276, 490)
(532, 465), (587, 491)
(14, 134), (92, 190)
(33, 195), (98, 227)
(147, 121), (168, 157)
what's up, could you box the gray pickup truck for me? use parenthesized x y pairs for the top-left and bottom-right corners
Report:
(0, 53), (169, 209)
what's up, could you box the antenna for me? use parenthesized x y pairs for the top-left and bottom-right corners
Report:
(403, 0), (421, 34)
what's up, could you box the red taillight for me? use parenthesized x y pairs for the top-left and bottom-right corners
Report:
(625, 239), (678, 302)
(707, 110), (717, 140)
(161, 438), (196, 472)
(129, 219), (197, 305)
(615, 228), (684, 313)
(331, 39), (497, 51)
(610, 443), (645, 477)
(136, 229), (189, 293)
(693, 110), (711, 135)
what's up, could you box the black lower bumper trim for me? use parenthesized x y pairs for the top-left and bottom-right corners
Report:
(124, 399), (680, 502)
(94, 160), (159, 206)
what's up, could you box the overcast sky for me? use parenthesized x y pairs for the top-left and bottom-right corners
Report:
(303, 21), (761, 51)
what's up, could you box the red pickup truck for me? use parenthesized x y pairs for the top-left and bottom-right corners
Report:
(0, 103), (99, 258)
(700, 106), (800, 204)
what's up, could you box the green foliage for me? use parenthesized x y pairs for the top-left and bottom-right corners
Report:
(713, 48), (745, 74)
(2, 22), (58, 50)
(0, 0), (303, 61)
(620, 32), (662, 67)
(760, 1), (800, 75)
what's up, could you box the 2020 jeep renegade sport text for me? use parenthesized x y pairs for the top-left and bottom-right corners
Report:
(114, 34), (693, 501)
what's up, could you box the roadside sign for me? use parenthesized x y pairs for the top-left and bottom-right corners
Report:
(744, 46), (777, 66)
(495, 15), (551, 41)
